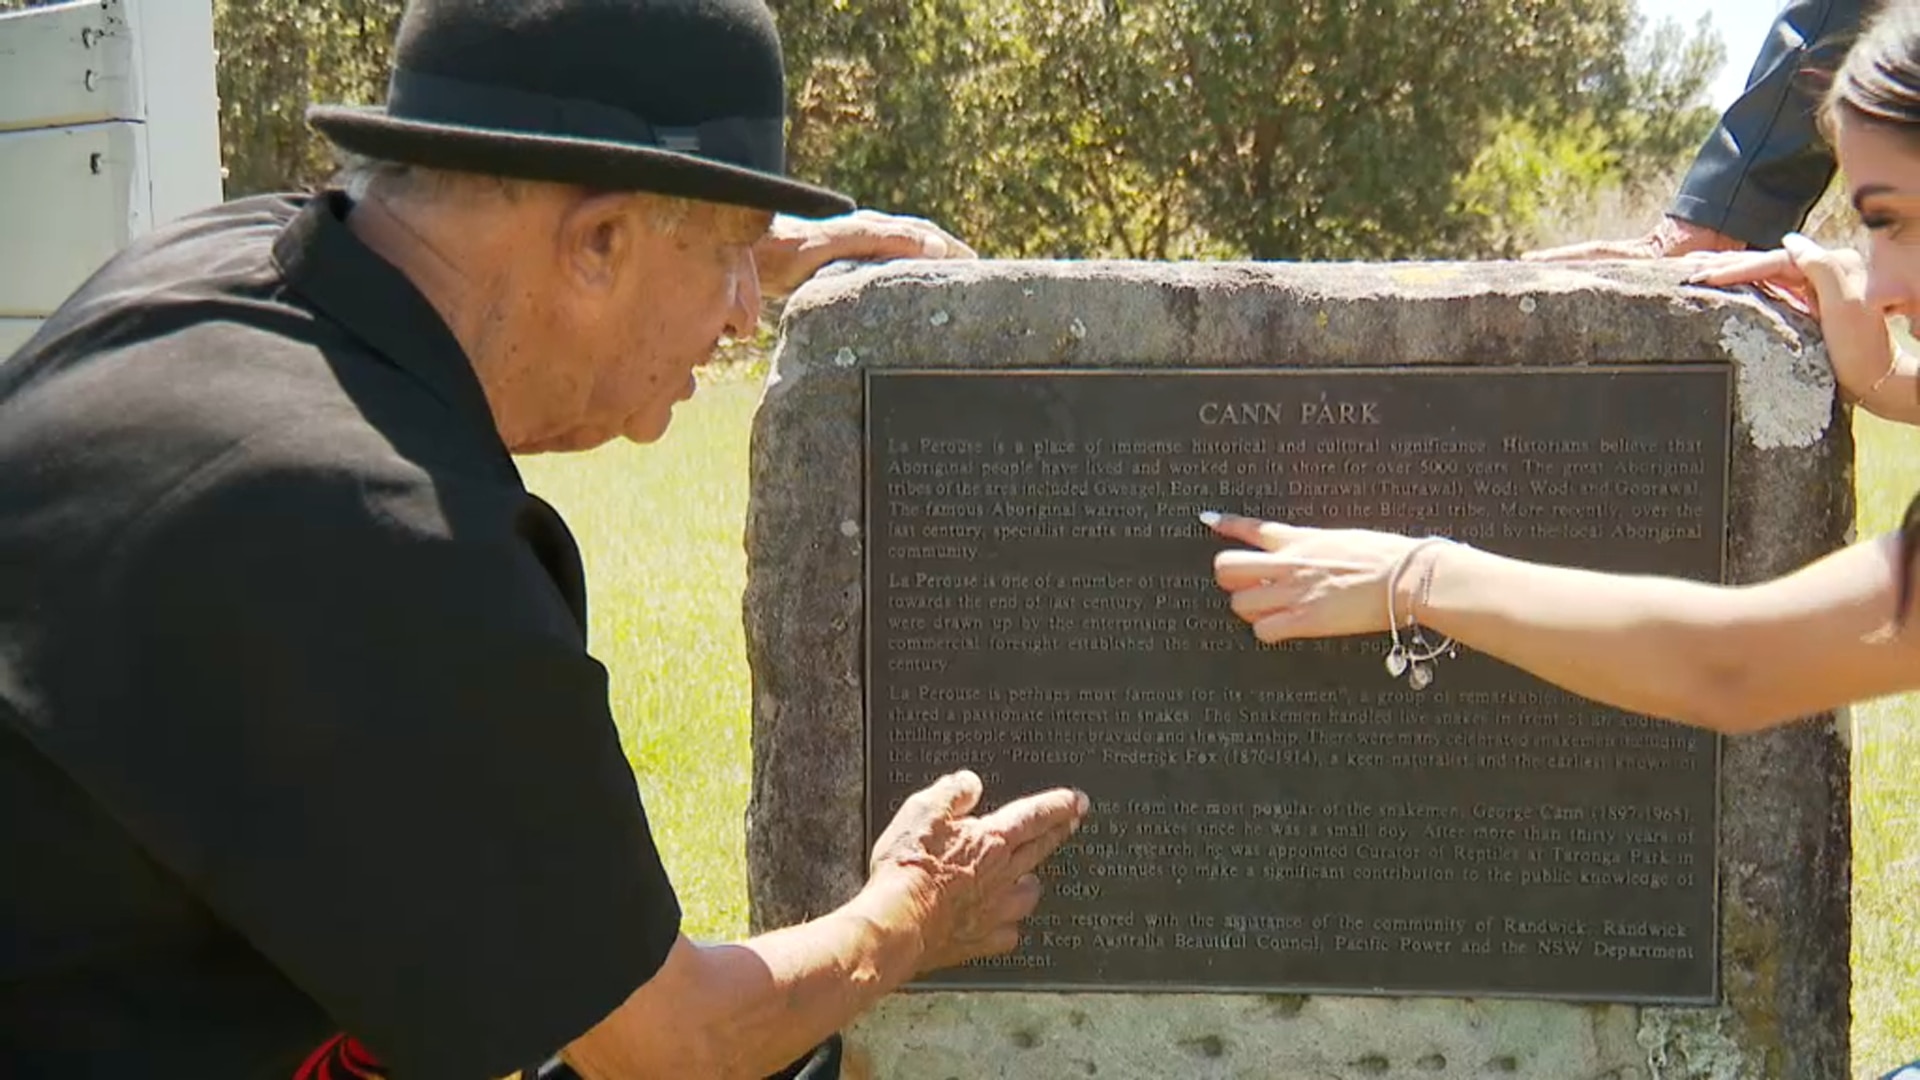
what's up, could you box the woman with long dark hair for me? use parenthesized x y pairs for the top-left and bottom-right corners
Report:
(1211, 0), (1920, 734)
(1207, 8), (1920, 1076)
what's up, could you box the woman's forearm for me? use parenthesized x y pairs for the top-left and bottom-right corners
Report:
(1406, 536), (1917, 732)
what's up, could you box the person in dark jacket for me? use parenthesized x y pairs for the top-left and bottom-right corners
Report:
(1527, 0), (1865, 260)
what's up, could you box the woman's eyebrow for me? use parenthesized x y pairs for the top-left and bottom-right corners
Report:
(1853, 183), (1899, 212)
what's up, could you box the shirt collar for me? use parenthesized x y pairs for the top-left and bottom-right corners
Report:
(271, 190), (519, 482)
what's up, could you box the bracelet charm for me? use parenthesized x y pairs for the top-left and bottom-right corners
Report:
(1383, 537), (1461, 690)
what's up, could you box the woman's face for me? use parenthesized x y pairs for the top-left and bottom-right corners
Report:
(1836, 112), (1920, 318)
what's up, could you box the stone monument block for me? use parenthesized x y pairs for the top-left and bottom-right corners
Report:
(744, 260), (1852, 1080)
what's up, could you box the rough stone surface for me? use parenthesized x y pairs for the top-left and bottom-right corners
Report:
(850, 994), (1645, 1080)
(743, 260), (1851, 1079)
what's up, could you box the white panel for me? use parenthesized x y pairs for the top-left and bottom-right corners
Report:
(0, 124), (144, 318)
(0, 1), (218, 321)
(0, 318), (43, 361)
(123, 0), (222, 224)
(0, 0), (139, 133)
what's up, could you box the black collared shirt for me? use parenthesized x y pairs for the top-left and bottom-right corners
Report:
(0, 192), (681, 1078)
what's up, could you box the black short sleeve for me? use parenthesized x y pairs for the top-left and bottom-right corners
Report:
(51, 428), (681, 1078)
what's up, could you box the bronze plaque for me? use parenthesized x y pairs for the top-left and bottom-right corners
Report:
(864, 367), (1725, 1004)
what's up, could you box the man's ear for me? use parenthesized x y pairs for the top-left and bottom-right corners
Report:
(557, 192), (642, 293)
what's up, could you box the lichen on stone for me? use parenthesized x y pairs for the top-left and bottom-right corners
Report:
(1719, 314), (1834, 451)
(1637, 1006), (1750, 1080)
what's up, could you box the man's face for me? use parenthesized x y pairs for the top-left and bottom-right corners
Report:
(516, 195), (771, 453)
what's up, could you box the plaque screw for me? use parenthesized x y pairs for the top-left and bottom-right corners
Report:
(839, 519), (860, 538)
(1519, 296), (1538, 315)
(1069, 317), (1088, 340)
(929, 310), (950, 327)
(832, 347), (857, 368)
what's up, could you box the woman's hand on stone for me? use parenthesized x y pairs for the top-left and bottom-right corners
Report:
(1206, 512), (1426, 642)
(1684, 234), (1899, 405)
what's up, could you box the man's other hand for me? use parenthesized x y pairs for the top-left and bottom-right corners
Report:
(1521, 216), (1747, 263)
(865, 770), (1088, 974)
(755, 209), (977, 298)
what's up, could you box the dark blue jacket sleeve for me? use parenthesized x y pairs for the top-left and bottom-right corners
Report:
(1668, 0), (1865, 247)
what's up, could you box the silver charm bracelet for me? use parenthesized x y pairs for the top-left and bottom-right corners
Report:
(1383, 537), (1461, 690)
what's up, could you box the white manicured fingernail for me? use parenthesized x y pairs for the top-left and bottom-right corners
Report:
(1198, 510), (1223, 527)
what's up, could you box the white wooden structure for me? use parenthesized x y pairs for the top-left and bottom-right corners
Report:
(0, 0), (222, 359)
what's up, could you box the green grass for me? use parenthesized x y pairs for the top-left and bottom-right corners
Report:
(519, 376), (1920, 1073)
(515, 373), (764, 943)
(1850, 411), (1920, 1079)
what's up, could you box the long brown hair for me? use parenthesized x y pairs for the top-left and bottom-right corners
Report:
(1827, 0), (1920, 625)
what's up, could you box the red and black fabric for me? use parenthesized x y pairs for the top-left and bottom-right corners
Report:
(294, 1035), (387, 1080)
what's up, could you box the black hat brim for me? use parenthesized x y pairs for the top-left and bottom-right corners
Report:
(308, 105), (856, 219)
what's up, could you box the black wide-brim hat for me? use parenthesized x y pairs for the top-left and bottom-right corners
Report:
(308, 0), (854, 219)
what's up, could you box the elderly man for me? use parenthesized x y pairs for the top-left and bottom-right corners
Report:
(0, 1), (1087, 1077)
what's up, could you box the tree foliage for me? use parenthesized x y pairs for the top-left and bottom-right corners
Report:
(775, 0), (1723, 260)
(209, 0), (402, 195)
(4, 0), (1724, 260)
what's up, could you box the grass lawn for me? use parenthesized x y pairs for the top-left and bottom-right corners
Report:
(516, 372), (763, 944)
(519, 375), (1919, 1075)
(1850, 411), (1920, 1078)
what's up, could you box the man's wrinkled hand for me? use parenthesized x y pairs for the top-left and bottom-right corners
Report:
(755, 209), (977, 298)
(1521, 216), (1746, 263)
(867, 770), (1087, 974)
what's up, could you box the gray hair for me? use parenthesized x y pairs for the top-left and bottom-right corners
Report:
(331, 152), (694, 234)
